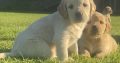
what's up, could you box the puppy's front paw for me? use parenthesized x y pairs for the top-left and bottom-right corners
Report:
(95, 53), (105, 58)
(94, 51), (107, 58)
(79, 50), (91, 58)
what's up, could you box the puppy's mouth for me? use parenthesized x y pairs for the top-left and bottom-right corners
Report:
(91, 32), (102, 38)
(91, 26), (102, 38)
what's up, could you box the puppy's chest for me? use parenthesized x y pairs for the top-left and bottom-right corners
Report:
(87, 38), (104, 53)
(66, 23), (86, 38)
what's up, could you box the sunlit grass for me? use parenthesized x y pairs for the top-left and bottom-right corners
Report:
(0, 12), (120, 63)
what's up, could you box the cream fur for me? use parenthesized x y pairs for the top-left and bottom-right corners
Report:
(0, 0), (96, 62)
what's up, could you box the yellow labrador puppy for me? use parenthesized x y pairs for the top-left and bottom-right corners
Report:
(78, 12), (118, 58)
(0, 0), (96, 62)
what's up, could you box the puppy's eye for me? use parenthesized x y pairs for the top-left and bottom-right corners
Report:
(100, 21), (104, 24)
(83, 3), (88, 7)
(68, 4), (74, 9)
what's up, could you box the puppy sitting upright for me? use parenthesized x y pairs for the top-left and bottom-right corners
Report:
(0, 0), (96, 62)
(78, 11), (118, 58)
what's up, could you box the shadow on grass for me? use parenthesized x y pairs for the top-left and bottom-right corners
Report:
(8, 56), (49, 61)
(112, 35), (120, 44)
(0, 49), (11, 52)
(0, 37), (14, 41)
(0, 49), (50, 61)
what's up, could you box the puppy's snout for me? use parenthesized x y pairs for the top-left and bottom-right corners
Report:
(92, 25), (98, 33)
(75, 11), (82, 20)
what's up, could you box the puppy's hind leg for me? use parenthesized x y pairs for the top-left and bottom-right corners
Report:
(48, 43), (57, 58)
(79, 49), (91, 58)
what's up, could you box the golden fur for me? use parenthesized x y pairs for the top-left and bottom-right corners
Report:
(78, 12), (118, 58)
(0, 0), (96, 62)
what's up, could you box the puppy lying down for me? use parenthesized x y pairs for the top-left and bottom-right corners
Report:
(78, 12), (118, 58)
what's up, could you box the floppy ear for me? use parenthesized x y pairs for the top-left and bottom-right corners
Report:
(90, 0), (96, 17)
(57, 0), (68, 19)
(83, 20), (91, 33)
(105, 17), (111, 33)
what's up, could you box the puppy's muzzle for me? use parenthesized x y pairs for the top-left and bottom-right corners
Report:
(91, 25), (98, 35)
(75, 11), (82, 21)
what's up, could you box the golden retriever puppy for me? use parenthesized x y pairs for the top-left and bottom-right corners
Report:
(0, 0), (96, 62)
(102, 6), (112, 22)
(78, 12), (118, 58)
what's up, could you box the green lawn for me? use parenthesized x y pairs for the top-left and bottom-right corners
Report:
(0, 12), (120, 63)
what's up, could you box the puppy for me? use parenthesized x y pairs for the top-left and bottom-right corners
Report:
(0, 0), (96, 62)
(102, 6), (112, 22)
(78, 12), (118, 58)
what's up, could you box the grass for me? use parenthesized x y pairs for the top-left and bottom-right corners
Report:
(0, 12), (120, 63)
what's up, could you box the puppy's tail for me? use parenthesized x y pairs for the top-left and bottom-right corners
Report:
(0, 52), (12, 59)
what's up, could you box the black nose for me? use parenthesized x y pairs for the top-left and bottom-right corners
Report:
(92, 25), (98, 33)
(75, 12), (82, 20)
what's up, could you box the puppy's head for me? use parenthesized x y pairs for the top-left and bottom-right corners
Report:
(58, 0), (96, 22)
(102, 6), (112, 15)
(84, 12), (111, 38)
